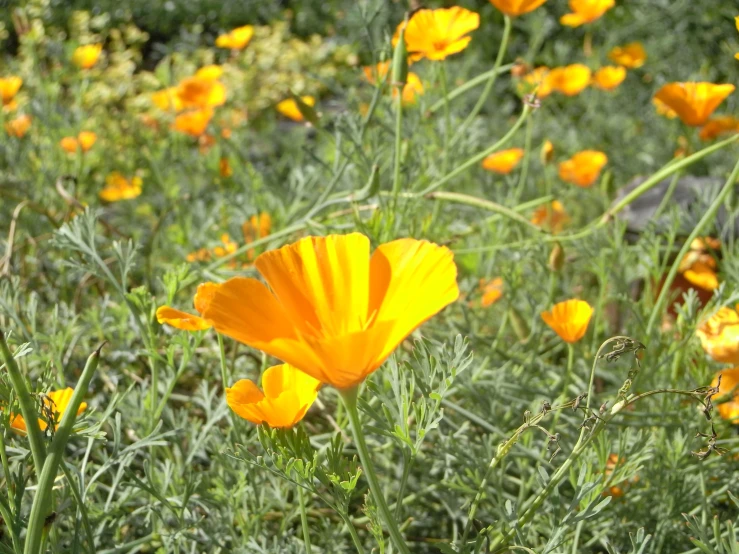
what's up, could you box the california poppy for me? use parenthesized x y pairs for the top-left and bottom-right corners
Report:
(276, 96), (316, 122)
(482, 148), (525, 174)
(10, 388), (87, 433)
(215, 25), (254, 50)
(60, 131), (97, 153)
(531, 201), (570, 233)
(547, 64), (592, 96)
(0, 76), (22, 108)
(608, 42), (647, 69)
(558, 150), (608, 187)
(541, 140), (554, 164)
(226, 364), (321, 428)
(518, 66), (553, 98)
(710, 367), (739, 423)
(194, 234), (459, 389)
(696, 306), (739, 365)
(173, 108), (213, 137)
(592, 66), (626, 91)
(699, 116), (739, 141)
(5, 114), (31, 138)
(489, 0), (548, 17)
(653, 82), (735, 127)
(72, 44), (103, 69)
(541, 299), (593, 343)
(393, 7), (480, 62)
(99, 172), (142, 202)
(156, 305), (211, 331)
(480, 277), (504, 307)
(560, 0), (615, 27)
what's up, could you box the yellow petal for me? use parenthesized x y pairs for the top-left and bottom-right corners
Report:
(156, 306), (212, 331)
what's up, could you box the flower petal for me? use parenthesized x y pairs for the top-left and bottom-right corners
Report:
(156, 306), (212, 331)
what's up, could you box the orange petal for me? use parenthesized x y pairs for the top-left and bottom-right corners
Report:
(156, 306), (212, 331)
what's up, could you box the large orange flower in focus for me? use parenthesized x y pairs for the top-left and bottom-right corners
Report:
(653, 82), (735, 126)
(393, 7), (480, 62)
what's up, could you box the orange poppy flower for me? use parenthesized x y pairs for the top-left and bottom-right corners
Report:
(699, 116), (739, 141)
(592, 66), (626, 91)
(177, 77), (226, 110)
(541, 299), (593, 343)
(547, 64), (592, 96)
(0, 76), (22, 107)
(226, 364), (321, 428)
(194, 234), (459, 389)
(220, 156), (233, 177)
(696, 306), (739, 365)
(72, 44), (103, 69)
(603, 454), (639, 497)
(276, 96), (316, 122)
(99, 172), (142, 202)
(653, 82), (735, 126)
(710, 367), (739, 424)
(152, 87), (184, 112)
(481, 148), (525, 174)
(173, 108), (213, 137)
(518, 66), (553, 98)
(5, 114), (31, 138)
(558, 150), (608, 187)
(560, 0), (615, 27)
(156, 305), (211, 331)
(363, 62), (424, 105)
(60, 136), (79, 153)
(678, 238), (720, 291)
(489, 0), (548, 17)
(393, 7), (480, 62)
(215, 25), (254, 50)
(608, 42), (647, 69)
(10, 388), (87, 433)
(60, 131), (97, 153)
(531, 201), (570, 233)
(480, 277), (504, 307)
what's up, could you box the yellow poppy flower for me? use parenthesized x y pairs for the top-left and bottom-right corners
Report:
(489, 0), (548, 17)
(156, 305), (211, 331)
(99, 172), (143, 202)
(194, 234), (459, 389)
(5, 114), (31, 138)
(72, 44), (103, 69)
(558, 150), (608, 187)
(696, 306), (739, 364)
(393, 7), (480, 62)
(152, 87), (184, 112)
(699, 116), (739, 141)
(363, 62), (424, 105)
(60, 131), (97, 153)
(710, 367), (739, 424)
(480, 277), (504, 307)
(547, 64), (592, 96)
(531, 201), (570, 233)
(518, 66), (553, 98)
(608, 42), (647, 69)
(173, 108), (213, 137)
(541, 299), (593, 343)
(276, 96), (316, 122)
(0, 76), (22, 106)
(560, 0), (615, 27)
(195, 65), (224, 81)
(592, 66), (626, 91)
(60, 136), (79, 153)
(653, 82), (735, 127)
(481, 148), (525, 174)
(177, 77), (226, 110)
(10, 388), (87, 433)
(226, 363), (320, 428)
(215, 25), (254, 50)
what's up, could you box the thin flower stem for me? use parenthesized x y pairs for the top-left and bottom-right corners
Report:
(339, 386), (410, 554)
(394, 452), (413, 521)
(0, 430), (14, 500)
(217, 334), (229, 388)
(451, 15), (512, 148)
(0, 332), (47, 475)
(439, 62), (451, 174)
(514, 115), (534, 202)
(645, 155), (739, 337)
(338, 510), (366, 554)
(298, 486), (313, 554)
(549, 344), (575, 434)
(391, 87), (404, 212)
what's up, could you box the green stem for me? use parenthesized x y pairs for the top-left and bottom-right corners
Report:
(426, 64), (514, 115)
(395, 453), (413, 521)
(391, 85), (404, 212)
(451, 15), (512, 147)
(645, 156), (739, 337)
(439, 63), (451, 174)
(0, 430), (13, 500)
(0, 497), (21, 554)
(298, 487), (313, 554)
(217, 334), (229, 389)
(338, 510), (366, 554)
(339, 386), (410, 554)
(549, 344), (575, 434)
(24, 345), (101, 554)
(0, 332), (46, 475)
(514, 115), (534, 202)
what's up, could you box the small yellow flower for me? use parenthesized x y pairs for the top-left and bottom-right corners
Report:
(60, 131), (97, 153)
(72, 44), (103, 69)
(560, 0), (615, 27)
(480, 277), (504, 307)
(541, 299), (593, 343)
(592, 66), (626, 91)
(679, 238), (720, 291)
(481, 148), (525, 174)
(215, 25), (254, 50)
(531, 201), (570, 233)
(558, 150), (608, 187)
(5, 114), (31, 138)
(547, 64), (592, 96)
(696, 306), (739, 365)
(653, 82), (735, 126)
(710, 367), (739, 424)
(699, 116), (739, 141)
(0, 76), (22, 106)
(10, 388), (87, 433)
(173, 108), (213, 137)
(276, 96), (316, 122)
(489, 0), (548, 17)
(99, 172), (142, 202)
(226, 364), (321, 428)
(393, 7), (480, 62)
(608, 42), (647, 69)
(541, 140), (554, 164)
(60, 136), (79, 153)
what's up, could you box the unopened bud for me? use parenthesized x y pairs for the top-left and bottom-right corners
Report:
(391, 18), (409, 88)
(541, 140), (554, 165)
(548, 242), (564, 272)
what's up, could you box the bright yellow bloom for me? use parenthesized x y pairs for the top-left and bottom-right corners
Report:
(393, 7), (480, 62)
(711, 367), (739, 424)
(558, 150), (608, 187)
(592, 66), (626, 91)
(481, 148), (525, 174)
(480, 277), (504, 307)
(152, 87), (184, 112)
(177, 77), (226, 110)
(363, 62), (424, 105)
(653, 82), (735, 127)
(489, 0), (548, 17)
(696, 306), (739, 364)
(220, 156), (233, 177)
(0, 76), (22, 106)
(60, 136), (79, 153)
(60, 131), (97, 153)
(560, 0), (615, 27)
(99, 172), (142, 202)
(173, 108), (213, 137)
(215, 25), (254, 50)
(156, 305), (211, 331)
(699, 116), (739, 141)
(519, 66), (553, 98)
(5, 114), (31, 138)
(541, 299), (593, 343)
(531, 201), (570, 233)
(195, 234), (459, 389)
(195, 65), (224, 81)
(226, 364), (320, 428)
(276, 96), (316, 122)
(608, 42), (647, 69)
(679, 238), (720, 291)
(547, 64), (592, 96)
(72, 44), (103, 69)
(10, 388), (87, 433)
